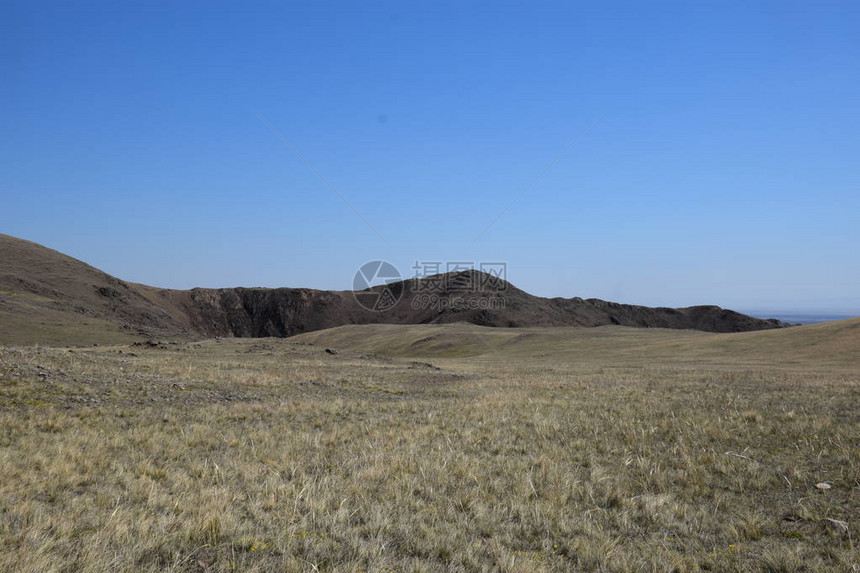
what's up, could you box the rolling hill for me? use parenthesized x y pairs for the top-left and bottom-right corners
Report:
(0, 233), (788, 345)
(293, 318), (860, 369)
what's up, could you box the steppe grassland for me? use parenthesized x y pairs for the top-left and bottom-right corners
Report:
(0, 325), (858, 572)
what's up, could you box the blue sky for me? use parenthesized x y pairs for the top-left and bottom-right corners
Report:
(2, 0), (858, 313)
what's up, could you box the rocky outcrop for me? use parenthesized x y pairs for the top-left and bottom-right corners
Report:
(174, 271), (788, 337)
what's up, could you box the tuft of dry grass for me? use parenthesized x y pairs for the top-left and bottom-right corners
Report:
(0, 327), (858, 571)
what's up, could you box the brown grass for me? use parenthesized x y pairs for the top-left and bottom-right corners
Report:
(0, 323), (858, 571)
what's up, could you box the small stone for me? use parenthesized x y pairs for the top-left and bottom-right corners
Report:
(815, 482), (832, 490)
(821, 518), (849, 534)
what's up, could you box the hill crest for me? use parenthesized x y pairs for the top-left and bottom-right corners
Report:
(0, 233), (788, 344)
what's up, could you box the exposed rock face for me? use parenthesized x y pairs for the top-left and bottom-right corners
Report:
(176, 270), (787, 337)
(0, 233), (789, 343)
(182, 287), (362, 338)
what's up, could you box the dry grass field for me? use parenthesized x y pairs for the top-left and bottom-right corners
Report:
(1, 321), (858, 571)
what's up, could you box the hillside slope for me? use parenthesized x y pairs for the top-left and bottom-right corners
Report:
(0, 233), (788, 344)
(0, 235), (194, 344)
(294, 318), (860, 368)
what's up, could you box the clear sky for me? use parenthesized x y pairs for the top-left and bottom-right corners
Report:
(2, 1), (858, 314)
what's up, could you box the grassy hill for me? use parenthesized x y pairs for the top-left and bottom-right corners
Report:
(0, 234), (196, 344)
(0, 233), (789, 346)
(293, 318), (860, 370)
